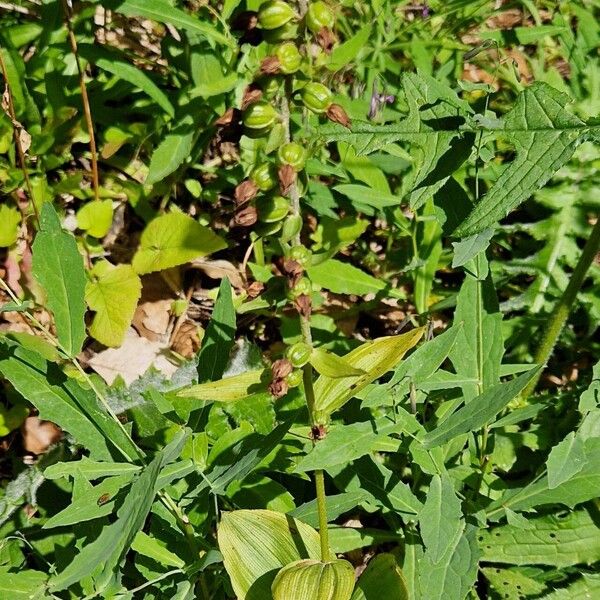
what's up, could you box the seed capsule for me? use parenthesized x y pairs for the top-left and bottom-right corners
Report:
(278, 142), (307, 171)
(242, 101), (279, 130)
(251, 163), (277, 191)
(286, 342), (312, 367)
(301, 82), (333, 114)
(256, 195), (289, 222)
(258, 0), (295, 30)
(275, 42), (302, 74)
(280, 213), (303, 242)
(306, 1), (335, 33)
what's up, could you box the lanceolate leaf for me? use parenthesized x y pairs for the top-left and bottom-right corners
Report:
(179, 369), (266, 402)
(546, 431), (586, 489)
(313, 328), (424, 422)
(307, 259), (387, 296)
(309, 347), (366, 378)
(132, 211), (227, 274)
(31, 203), (87, 357)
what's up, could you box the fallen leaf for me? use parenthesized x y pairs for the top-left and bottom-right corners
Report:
(21, 416), (62, 455)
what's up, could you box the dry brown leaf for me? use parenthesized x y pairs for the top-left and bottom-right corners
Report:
(190, 258), (246, 289)
(132, 299), (172, 341)
(21, 416), (62, 455)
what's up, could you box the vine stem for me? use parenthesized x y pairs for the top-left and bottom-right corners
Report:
(522, 215), (600, 400)
(0, 47), (40, 227)
(60, 0), (100, 201)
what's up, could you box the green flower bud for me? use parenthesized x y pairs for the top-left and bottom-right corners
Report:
(258, 0), (295, 30)
(275, 42), (302, 74)
(262, 20), (300, 42)
(289, 244), (311, 266)
(285, 368), (303, 388)
(286, 342), (312, 368)
(251, 163), (277, 191)
(301, 82), (333, 113)
(257, 195), (289, 222)
(242, 101), (279, 131)
(278, 142), (307, 171)
(306, 1), (335, 33)
(292, 276), (312, 297)
(280, 213), (303, 242)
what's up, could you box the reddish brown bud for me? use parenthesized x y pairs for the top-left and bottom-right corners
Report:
(282, 258), (304, 279)
(269, 379), (289, 398)
(272, 358), (294, 379)
(278, 163), (296, 196)
(311, 424), (327, 440)
(326, 103), (352, 128)
(234, 180), (259, 206)
(234, 205), (258, 227)
(215, 107), (238, 126)
(316, 27), (336, 53)
(294, 294), (312, 317)
(246, 281), (265, 298)
(260, 56), (281, 75)
(241, 87), (263, 110)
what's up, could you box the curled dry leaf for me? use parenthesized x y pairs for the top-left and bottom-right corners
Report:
(171, 319), (200, 358)
(21, 416), (62, 455)
(190, 258), (246, 289)
(241, 87), (263, 110)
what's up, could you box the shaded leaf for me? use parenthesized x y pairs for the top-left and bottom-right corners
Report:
(351, 554), (409, 600)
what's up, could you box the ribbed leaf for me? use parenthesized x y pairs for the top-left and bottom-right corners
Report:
(351, 554), (409, 600)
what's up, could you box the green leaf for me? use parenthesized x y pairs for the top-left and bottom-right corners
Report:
(131, 531), (185, 569)
(421, 367), (541, 449)
(451, 229), (494, 268)
(31, 203), (87, 356)
(540, 574), (600, 599)
(454, 84), (598, 236)
(307, 259), (386, 296)
(103, 0), (232, 47)
(333, 184), (401, 209)
(50, 430), (187, 592)
(313, 328), (424, 421)
(328, 526), (400, 553)
(76, 199), (114, 238)
(0, 204), (21, 247)
(417, 524), (480, 600)
(351, 554), (409, 600)
(218, 509), (323, 600)
(328, 25), (372, 72)
(197, 278), (236, 382)
(297, 419), (402, 472)
(146, 115), (195, 185)
(44, 458), (141, 480)
(0, 568), (47, 599)
(272, 559), (355, 600)
(309, 347), (366, 378)
(546, 431), (586, 489)
(419, 474), (463, 564)
(132, 211), (226, 274)
(481, 567), (545, 599)
(78, 43), (175, 116)
(290, 491), (368, 529)
(479, 508), (600, 567)
(179, 369), (266, 402)
(85, 261), (142, 347)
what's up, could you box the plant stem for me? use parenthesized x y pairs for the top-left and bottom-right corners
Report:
(61, 0), (100, 201)
(0, 47), (40, 227)
(522, 216), (600, 400)
(314, 469), (331, 561)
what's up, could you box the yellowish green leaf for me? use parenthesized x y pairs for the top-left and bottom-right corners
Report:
(76, 200), (114, 238)
(178, 369), (267, 402)
(310, 347), (366, 378)
(0, 204), (21, 247)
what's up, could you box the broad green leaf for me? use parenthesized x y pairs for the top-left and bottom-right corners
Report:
(43, 475), (134, 529)
(44, 458), (141, 480)
(546, 431), (586, 489)
(197, 278), (236, 382)
(540, 574), (600, 599)
(309, 347), (366, 378)
(50, 430), (187, 592)
(328, 526), (400, 553)
(131, 531), (185, 569)
(0, 568), (47, 599)
(132, 211), (226, 274)
(290, 491), (368, 529)
(31, 203), (86, 356)
(481, 567), (545, 599)
(78, 43), (175, 116)
(179, 369), (266, 402)
(296, 419), (402, 472)
(194, 72), (238, 97)
(451, 229), (494, 268)
(0, 342), (112, 460)
(333, 184), (401, 209)
(455, 84), (599, 236)
(417, 524), (480, 600)
(0, 204), (21, 247)
(313, 328), (425, 421)
(272, 559), (355, 600)
(145, 115), (195, 185)
(328, 25), (372, 72)
(419, 474), (463, 564)
(307, 259), (387, 296)
(414, 198), (442, 313)
(103, 0), (232, 46)
(480, 509), (600, 567)
(351, 554), (409, 600)
(85, 261), (142, 347)
(218, 509), (323, 600)
(76, 199), (114, 238)
(448, 253), (503, 401)
(322, 71), (475, 208)
(421, 367), (541, 449)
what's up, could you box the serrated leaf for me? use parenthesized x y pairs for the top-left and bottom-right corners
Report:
(31, 203), (86, 356)
(307, 259), (386, 296)
(455, 84), (598, 236)
(85, 261), (142, 347)
(132, 211), (226, 274)
(314, 328), (424, 421)
(546, 431), (586, 489)
(146, 116), (195, 184)
(76, 199), (114, 238)
(272, 559), (355, 600)
(310, 347), (366, 378)
(479, 509), (600, 567)
(419, 474), (463, 564)
(351, 554), (409, 600)
(104, 0), (232, 46)
(421, 367), (541, 449)
(197, 277), (236, 382)
(218, 509), (323, 600)
(179, 369), (266, 402)
(0, 204), (21, 247)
